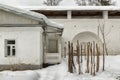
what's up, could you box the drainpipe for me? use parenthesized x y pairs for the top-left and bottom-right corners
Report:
(39, 20), (47, 68)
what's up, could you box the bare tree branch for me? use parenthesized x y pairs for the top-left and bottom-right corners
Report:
(98, 20), (108, 55)
(43, 0), (62, 6)
(75, 0), (115, 6)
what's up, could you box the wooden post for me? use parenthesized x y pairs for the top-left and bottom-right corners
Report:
(64, 47), (66, 58)
(76, 41), (79, 72)
(103, 43), (105, 71)
(77, 41), (82, 74)
(69, 42), (73, 73)
(96, 43), (100, 72)
(90, 42), (93, 75)
(80, 44), (83, 63)
(70, 43), (73, 73)
(71, 43), (76, 71)
(93, 41), (96, 76)
(68, 41), (71, 72)
(86, 42), (90, 73)
(84, 44), (86, 60)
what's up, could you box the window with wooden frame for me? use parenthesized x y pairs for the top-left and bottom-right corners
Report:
(5, 40), (16, 57)
(48, 39), (58, 53)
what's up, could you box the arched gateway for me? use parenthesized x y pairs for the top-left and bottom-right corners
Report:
(72, 31), (102, 55)
(72, 31), (102, 44)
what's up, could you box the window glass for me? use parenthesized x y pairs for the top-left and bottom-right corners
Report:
(5, 40), (16, 57)
(7, 40), (15, 44)
(7, 46), (10, 56)
(48, 39), (58, 53)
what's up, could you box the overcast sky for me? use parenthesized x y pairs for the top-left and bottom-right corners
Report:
(0, 0), (119, 6)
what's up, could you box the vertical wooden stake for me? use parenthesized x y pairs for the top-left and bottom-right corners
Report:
(93, 41), (96, 76)
(86, 42), (90, 73)
(77, 41), (82, 74)
(69, 42), (73, 73)
(68, 41), (71, 72)
(64, 47), (66, 58)
(103, 43), (105, 71)
(96, 43), (100, 72)
(84, 44), (86, 60)
(71, 43), (76, 71)
(80, 44), (83, 63)
(90, 42), (93, 75)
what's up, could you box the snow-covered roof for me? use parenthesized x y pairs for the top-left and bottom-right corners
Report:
(0, 4), (63, 30)
(17, 6), (120, 11)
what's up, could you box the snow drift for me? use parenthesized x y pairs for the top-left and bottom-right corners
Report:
(0, 55), (120, 80)
(0, 70), (39, 80)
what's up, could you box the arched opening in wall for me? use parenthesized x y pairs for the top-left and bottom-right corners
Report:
(72, 31), (102, 55)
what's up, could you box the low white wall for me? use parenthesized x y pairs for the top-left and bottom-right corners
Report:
(0, 27), (43, 65)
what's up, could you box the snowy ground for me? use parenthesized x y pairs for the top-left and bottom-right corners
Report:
(0, 55), (120, 80)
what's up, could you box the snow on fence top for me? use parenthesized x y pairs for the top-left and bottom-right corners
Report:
(0, 3), (63, 30)
(18, 6), (120, 11)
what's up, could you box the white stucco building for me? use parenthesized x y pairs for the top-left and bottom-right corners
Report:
(20, 6), (120, 55)
(1, 4), (120, 69)
(0, 4), (63, 69)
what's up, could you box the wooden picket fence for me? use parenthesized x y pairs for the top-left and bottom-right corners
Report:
(64, 41), (105, 76)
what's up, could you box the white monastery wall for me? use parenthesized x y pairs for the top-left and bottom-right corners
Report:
(51, 18), (120, 55)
